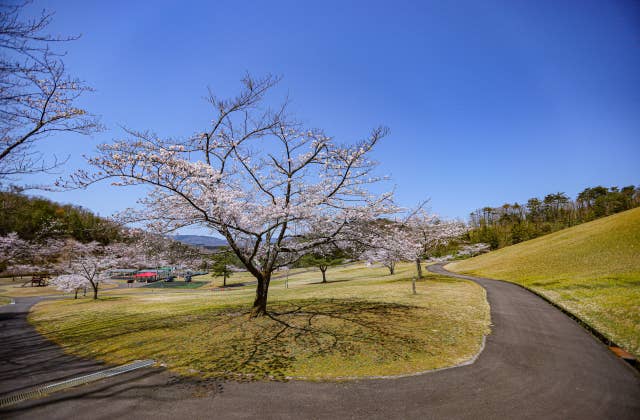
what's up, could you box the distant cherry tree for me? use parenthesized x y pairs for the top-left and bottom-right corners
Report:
(55, 241), (137, 299)
(405, 210), (467, 278)
(362, 225), (420, 275)
(69, 74), (396, 316)
(50, 273), (87, 299)
(1, 232), (60, 276)
(0, 232), (28, 269)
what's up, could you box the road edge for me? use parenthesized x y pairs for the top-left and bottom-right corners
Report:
(430, 263), (640, 375)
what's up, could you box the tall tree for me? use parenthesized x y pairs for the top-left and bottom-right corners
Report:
(69, 74), (396, 317)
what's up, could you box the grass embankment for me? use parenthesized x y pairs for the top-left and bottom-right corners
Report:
(30, 263), (490, 381)
(448, 207), (640, 357)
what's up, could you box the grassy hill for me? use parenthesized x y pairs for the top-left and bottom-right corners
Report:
(0, 191), (122, 244)
(447, 207), (640, 357)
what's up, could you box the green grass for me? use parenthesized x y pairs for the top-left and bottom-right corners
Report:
(30, 262), (490, 381)
(143, 281), (207, 289)
(447, 207), (640, 357)
(0, 296), (11, 306)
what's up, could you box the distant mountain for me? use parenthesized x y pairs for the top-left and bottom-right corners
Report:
(171, 235), (227, 248)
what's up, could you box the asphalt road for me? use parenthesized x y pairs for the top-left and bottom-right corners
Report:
(1, 265), (639, 419)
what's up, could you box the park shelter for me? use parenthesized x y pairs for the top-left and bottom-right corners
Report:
(134, 271), (158, 282)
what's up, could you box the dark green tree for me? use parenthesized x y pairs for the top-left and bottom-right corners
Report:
(210, 247), (238, 287)
(298, 250), (345, 283)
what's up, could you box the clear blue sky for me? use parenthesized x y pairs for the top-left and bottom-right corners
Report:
(19, 0), (640, 232)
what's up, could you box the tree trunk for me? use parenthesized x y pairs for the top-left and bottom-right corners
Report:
(223, 272), (227, 287)
(74, 289), (78, 299)
(92, 283), (99, 300)
(416, 257), (423, 279)
(251, 274), (270, 317)
(388, 262), (395, 275)
(320, 266), (327, 283)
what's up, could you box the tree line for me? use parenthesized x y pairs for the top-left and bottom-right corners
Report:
(468, 185), (640, 249)
(0, 191), (123, 244)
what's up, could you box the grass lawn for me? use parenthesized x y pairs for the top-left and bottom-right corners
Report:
(447, 207), (640, 358)
(144, 281), (207, 289)
(0, 295), (12, 306)
(30, 262), (490, 381)
(0, 276), (119, 298)
(0, 276), (65, 298)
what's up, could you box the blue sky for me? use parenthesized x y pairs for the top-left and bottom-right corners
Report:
(18, 0), (640, 233)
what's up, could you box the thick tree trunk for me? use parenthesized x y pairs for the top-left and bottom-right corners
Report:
(251, 274), (270, 317)
(320, 266), (327, 283)
(74, 289), (78, 299)
(92, 283), (99, 300)
(416, 257), (423, 279)
(388, 262), (395, 275)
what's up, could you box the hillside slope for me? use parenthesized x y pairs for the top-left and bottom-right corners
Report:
(447, 207), (640, 357)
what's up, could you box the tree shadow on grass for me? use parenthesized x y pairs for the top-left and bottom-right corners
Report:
(205, 299), (425, 381)
(31, 299), (427, 383)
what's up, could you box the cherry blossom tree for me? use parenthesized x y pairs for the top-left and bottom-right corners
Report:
(1, 232), (61, 278)
(0, 2), (101, 183)
(0, 232), (28, 269)
(405, 210), (467, 278)
(56, 241), (137, 299)
(50, 273), (88, 299)
(362, 225), (421, 275)
(68, 74), (396, 316)
(457, 243), (490, 257)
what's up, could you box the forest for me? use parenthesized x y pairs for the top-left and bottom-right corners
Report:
(468, 185), (640, 249)
(0, 191), (123, 244)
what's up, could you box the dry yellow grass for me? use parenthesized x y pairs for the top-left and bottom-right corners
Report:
(31, 262), (490, 381)
(0, 277), (64, 297)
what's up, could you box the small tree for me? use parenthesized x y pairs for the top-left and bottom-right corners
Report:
(56, 241), (136, 299)
(299, 248), (344, 283)
(406, 211), (467, 278)
(362, 225), (420, 275)
(210, 247), (237, 287)
(50, 274), (88, 299)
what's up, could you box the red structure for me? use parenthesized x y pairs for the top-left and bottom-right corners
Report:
(134, 272), (157, 282)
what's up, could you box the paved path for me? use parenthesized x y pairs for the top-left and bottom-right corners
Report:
(0, 297), (105, 396)
(1, 265), (639, 419)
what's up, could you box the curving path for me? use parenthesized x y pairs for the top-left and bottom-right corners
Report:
(1, 265), (640, 419)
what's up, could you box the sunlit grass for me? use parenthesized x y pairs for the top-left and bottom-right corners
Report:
(0, 276), (65, 297)
(448, 207), (640, 357)
(30, 262), (490, 381)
